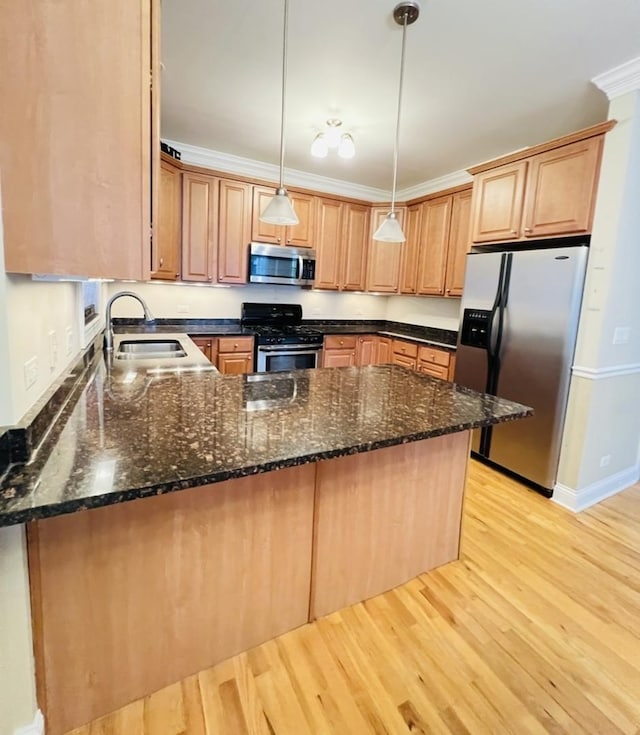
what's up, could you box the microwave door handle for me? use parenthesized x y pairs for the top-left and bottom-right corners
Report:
(298, 255), (304, 279)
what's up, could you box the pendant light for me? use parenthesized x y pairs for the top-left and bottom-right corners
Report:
(260, 0), (299, 225)
(373, 1), (420, 242)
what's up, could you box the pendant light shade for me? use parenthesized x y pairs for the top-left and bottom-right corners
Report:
(260, 0), (299, 226)
(373, 1), (420, 243)
(373, 211), (406, 242)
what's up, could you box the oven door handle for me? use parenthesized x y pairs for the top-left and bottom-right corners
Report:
(257, 345), (322, 353)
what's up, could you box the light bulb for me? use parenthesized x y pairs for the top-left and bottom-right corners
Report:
(310, 133), (328, 158)
(325, 119), (342, 148)
(338, 134), (355, 159)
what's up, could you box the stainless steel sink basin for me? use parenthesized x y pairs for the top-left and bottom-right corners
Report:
(115, 339), (187, 360)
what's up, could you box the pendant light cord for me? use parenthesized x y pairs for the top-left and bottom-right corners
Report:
(277, 0), (289, 191)
(390, 13), (408, 213)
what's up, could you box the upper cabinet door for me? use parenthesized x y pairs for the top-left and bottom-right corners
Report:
(181, 173), (218, 282)
(152, 158), (181, 280)
(470, 161), (527, 243)
(444, 189), (472, 297)
(286, 193), (316, 248)
(251, 186), (281, 244)
(416, 196), (451, 296)
(2, 0), (154, 279)
(342, 203), (370, 291)
(250, 187), (315, 247)
(314, 198), (344, 290)
(522, 137), (603, 238)
(366, 207), (406, 293)
(218, 180), (252, 284)
(399, 205), (421, 294)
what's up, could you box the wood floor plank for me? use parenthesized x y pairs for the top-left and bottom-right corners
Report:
(63, 462), (640, 734)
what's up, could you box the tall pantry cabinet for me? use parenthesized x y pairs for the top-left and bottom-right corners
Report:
(1, 0), (159, 279)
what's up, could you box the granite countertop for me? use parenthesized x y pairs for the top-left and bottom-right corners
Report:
(0, 356), (531, 527)
(113, 319), (458, 350)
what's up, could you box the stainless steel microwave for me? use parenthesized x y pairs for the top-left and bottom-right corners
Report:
(248, 242), (316, 286)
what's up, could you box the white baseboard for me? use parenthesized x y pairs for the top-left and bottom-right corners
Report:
(14, 710), (44, 735)
(553, 464), (640, 512)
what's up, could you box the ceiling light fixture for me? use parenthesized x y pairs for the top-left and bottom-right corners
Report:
(260, 0), (299, 226)
(373, 0), (420, 243)
(310, 119), (356, 159)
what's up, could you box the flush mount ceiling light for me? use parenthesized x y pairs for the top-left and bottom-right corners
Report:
(311, 119), (356, 159)
(260, 0), (299, 226)
(373, 0), (420, 243)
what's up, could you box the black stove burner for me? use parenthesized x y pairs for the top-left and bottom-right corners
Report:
(241, 302), (323, 346)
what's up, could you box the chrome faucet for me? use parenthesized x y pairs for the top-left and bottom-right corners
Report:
(103, 291), (154, 352)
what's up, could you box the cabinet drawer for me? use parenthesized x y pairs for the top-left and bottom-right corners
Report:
(417, 345), (450, 367)
(392, 339), (418, 359)
(418, 362), (449, 380)
(324, 335), (357, 350)
(218, 336), (254, 353)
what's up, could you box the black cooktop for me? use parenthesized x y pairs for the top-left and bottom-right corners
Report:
(241, 303), (323, 346)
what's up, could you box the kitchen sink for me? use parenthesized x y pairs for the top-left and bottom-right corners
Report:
(115, 339), (187, 360)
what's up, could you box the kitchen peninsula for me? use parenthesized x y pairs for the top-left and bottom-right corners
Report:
(0, 353), (530, 735)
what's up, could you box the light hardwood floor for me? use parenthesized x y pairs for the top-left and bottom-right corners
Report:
(67, 461), (640, 734)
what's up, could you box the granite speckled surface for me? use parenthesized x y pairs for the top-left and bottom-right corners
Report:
(0, 356), (531, 527)
(113, 318), (458, 348)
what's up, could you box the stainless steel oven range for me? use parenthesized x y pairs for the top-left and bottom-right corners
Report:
(241, 302), (323, 373)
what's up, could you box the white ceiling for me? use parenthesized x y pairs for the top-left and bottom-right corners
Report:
(161, 0), (640, 192)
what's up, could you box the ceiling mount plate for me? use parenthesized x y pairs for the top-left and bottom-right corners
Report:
(393, 0), (420, 26)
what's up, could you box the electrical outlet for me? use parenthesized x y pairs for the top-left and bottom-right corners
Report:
(24, 357), (38, 389)
(49, 330), (58, 370)
(65, 326), (74, 356)
(612, 327), (630, 345)
(599, 454), (611, 468)
(177, 303), (190, 314)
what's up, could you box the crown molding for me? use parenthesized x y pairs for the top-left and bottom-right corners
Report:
(162, 139), (390, 202)
(396, 170), (473, 201)
(592, 56), (640, 100)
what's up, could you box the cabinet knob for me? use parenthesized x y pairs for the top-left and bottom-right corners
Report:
(277, 237), (282, 243)
(339, 340), (344, 345)
(234, 343), (238, 349)
(524, 227), (532, 233)
(159, 257), (164, 267)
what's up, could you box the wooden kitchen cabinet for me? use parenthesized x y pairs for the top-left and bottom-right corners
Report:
(417, 344), (452, 380)
(322, 335), (357, 368)
(341, 203), (370, 291)
(376, 337), (392, 364)
(400, 205), (422, 294)
(190, 336), (216, 363)
(251, 187), (316, 247)
(181, 172), (218, 282)
(314, 198), (344, 289)
(217, 336), (254, 374)
(218, 180), (252, 284)
(444, 190), (473, 297)
(2, 0), (156, 279)
(366, 207), (407, 293)
(152, 157), (182, 280)
(470, 129), (607, 244)
(416, 195), (452, 296)
(355, 335), (378, 366)
(391, 339), (418, 370)
(315, 200), (370, 291)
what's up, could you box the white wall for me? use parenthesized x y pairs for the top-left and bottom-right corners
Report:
(0, 525), (38, 735)
(385, 295), (461, 331)
(106, 281), (389, 320)
(4, 276), (80, 424)
(556, 89), (640, 510)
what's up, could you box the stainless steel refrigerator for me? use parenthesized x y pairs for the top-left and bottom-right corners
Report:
(454, 243), (588, 495)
